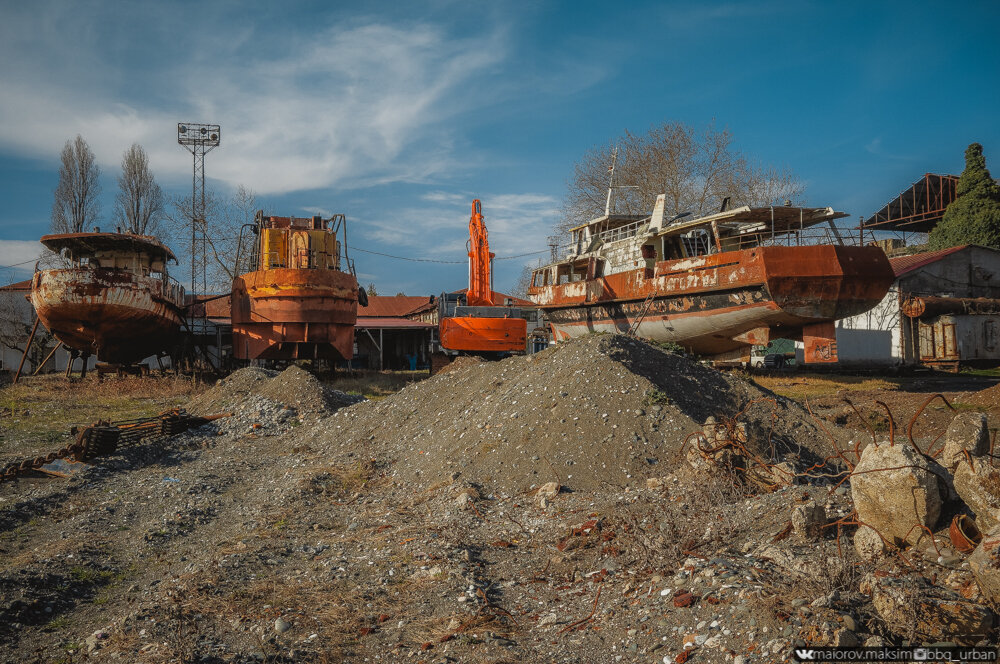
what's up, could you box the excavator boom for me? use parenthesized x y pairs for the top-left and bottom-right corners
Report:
(467, 199), (494, 307)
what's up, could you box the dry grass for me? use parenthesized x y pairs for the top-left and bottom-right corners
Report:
(332, 370), (427, 400)
(752, 373), (901, 400)
(0, 374), (205, 459)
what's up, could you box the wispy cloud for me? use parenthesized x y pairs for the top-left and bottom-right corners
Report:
(0, 6), (507, 196)
(355, 191), (559, 263)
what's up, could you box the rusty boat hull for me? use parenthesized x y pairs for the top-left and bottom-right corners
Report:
(530, 245), (895, 358)
(231, 268), (359, 361)
(30, 268), (185, 364)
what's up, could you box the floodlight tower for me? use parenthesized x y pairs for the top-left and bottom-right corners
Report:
(177, 123), (220, 301)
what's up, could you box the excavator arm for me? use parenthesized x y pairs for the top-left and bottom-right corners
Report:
(467, 199), (495, 307)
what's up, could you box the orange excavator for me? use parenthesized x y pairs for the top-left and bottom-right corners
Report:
(438, 200), (527, 355)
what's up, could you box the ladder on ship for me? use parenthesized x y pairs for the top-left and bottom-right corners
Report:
(627, 290), (658, 337)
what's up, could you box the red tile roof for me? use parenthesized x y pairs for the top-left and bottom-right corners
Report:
(358, 295), (435, 317)
(888, 245), (970, 277)
(0, 279), (32, 292)
(356, 316), (435, 329)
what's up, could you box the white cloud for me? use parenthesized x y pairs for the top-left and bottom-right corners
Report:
(0, 8), (507, 196)
(354, 191), (559, 264)
(0, 240), (46, 268)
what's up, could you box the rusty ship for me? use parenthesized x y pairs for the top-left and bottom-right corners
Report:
(528, 195), (896, 363)
(31, 232), (186, 364)
(231, 211), (362, 361)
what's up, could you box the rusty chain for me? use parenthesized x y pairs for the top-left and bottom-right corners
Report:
(0, 409), (231, 484)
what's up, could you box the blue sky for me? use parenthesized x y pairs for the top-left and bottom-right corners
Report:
(1, 0), (998, 293)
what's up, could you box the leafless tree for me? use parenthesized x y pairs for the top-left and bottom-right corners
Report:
(558, 122), (804, 233)
(51, 135), (101, 233)
(162, 185), (262, 291)
(113, 143), (164, 236)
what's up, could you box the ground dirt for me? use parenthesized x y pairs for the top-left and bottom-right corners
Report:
(0, 335), (998, 663)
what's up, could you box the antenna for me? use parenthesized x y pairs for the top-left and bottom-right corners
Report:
(604, 145), (618, 216)
(603, 144), (638, 216)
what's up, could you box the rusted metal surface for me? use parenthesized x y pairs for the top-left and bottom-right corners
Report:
(231, 212), (359, 361)
(861, 173), (959, 233)
(39, 232), (177, 261)
(950, 515), (983, 554)
(903, 296), (1000, 319)
(532, 245), (893, 357)
(31, 267), (184, 364)
(232, 268), (359, 360)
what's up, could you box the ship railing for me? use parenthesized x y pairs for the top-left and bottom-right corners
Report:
(596, 218), (648, 245)
(724, 225), (871, 250)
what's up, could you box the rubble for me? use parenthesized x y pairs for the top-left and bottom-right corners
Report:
(862, 573), (994, 644)
(791, 500), (826, 540)
(0, 335), (997, 662)
(953, 461), (1000, 531)
(941, 412), (991, 472)
(851, 442), (944, 546)
(968, 525), (1000, 610)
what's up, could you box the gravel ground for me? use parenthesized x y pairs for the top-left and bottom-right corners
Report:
(0, 335), (996, 663)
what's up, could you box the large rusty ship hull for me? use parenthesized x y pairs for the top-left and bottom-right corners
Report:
(531, 245), (894, 358)
(30, 268), (184, 364)
(231, 268), (359, 361)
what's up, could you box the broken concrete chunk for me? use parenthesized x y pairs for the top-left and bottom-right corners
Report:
(968, 525), (1000, 610)
(536, 481), (560, 498)
(865, 572), (993, 644)
(791, 501), (826, 540)
(854, 525), (885, 561)
(942, 412), (990, 472)
(953, 462), (1000, 532)
(770, 461), (798, 487)
(851, 442), (943, 546)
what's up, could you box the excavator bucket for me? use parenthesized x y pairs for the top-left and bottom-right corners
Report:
(440, 317), (527, 353)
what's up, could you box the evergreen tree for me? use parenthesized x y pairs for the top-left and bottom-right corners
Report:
(928, 143), (1000, 250)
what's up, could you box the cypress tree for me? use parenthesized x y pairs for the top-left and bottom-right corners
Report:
(928, 143), (1000, 250)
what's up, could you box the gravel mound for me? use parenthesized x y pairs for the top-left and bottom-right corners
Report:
(188, 365), (363, 417)
(961, 382), (1000, 410)
(308, 334), (838, 494)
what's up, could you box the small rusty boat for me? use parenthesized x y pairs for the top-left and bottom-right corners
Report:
(231, 211), (362, 361)
(31, 232), (186, 364)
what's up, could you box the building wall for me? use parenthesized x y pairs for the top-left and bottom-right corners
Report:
(800, 247), (1000, 367)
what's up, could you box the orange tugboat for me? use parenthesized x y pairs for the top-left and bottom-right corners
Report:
(30, 232), (186, 364)
(529, 195), (895, 363)
(231, 211), (362, 361)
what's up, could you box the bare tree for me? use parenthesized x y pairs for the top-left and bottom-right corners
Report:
(162, 185), (261, 291)
(113, 143), (164, 236)
(51, 135), (101, 233)
(559, 122), (804, 233)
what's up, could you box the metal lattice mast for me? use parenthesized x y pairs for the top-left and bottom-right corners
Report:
(177, 124), (220, 302)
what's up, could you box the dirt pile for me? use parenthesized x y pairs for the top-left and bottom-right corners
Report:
(188, 365), (363, 417)
(305, 334), (840, 494)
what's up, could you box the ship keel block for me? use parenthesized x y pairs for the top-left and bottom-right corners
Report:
(439, 317), (527, 353)
(802, 321), (838, 363)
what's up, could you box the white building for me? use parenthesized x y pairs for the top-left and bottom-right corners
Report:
(799, 245), (1000, 369)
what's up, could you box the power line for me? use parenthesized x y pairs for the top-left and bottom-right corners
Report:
(350, 246), (549, 264)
